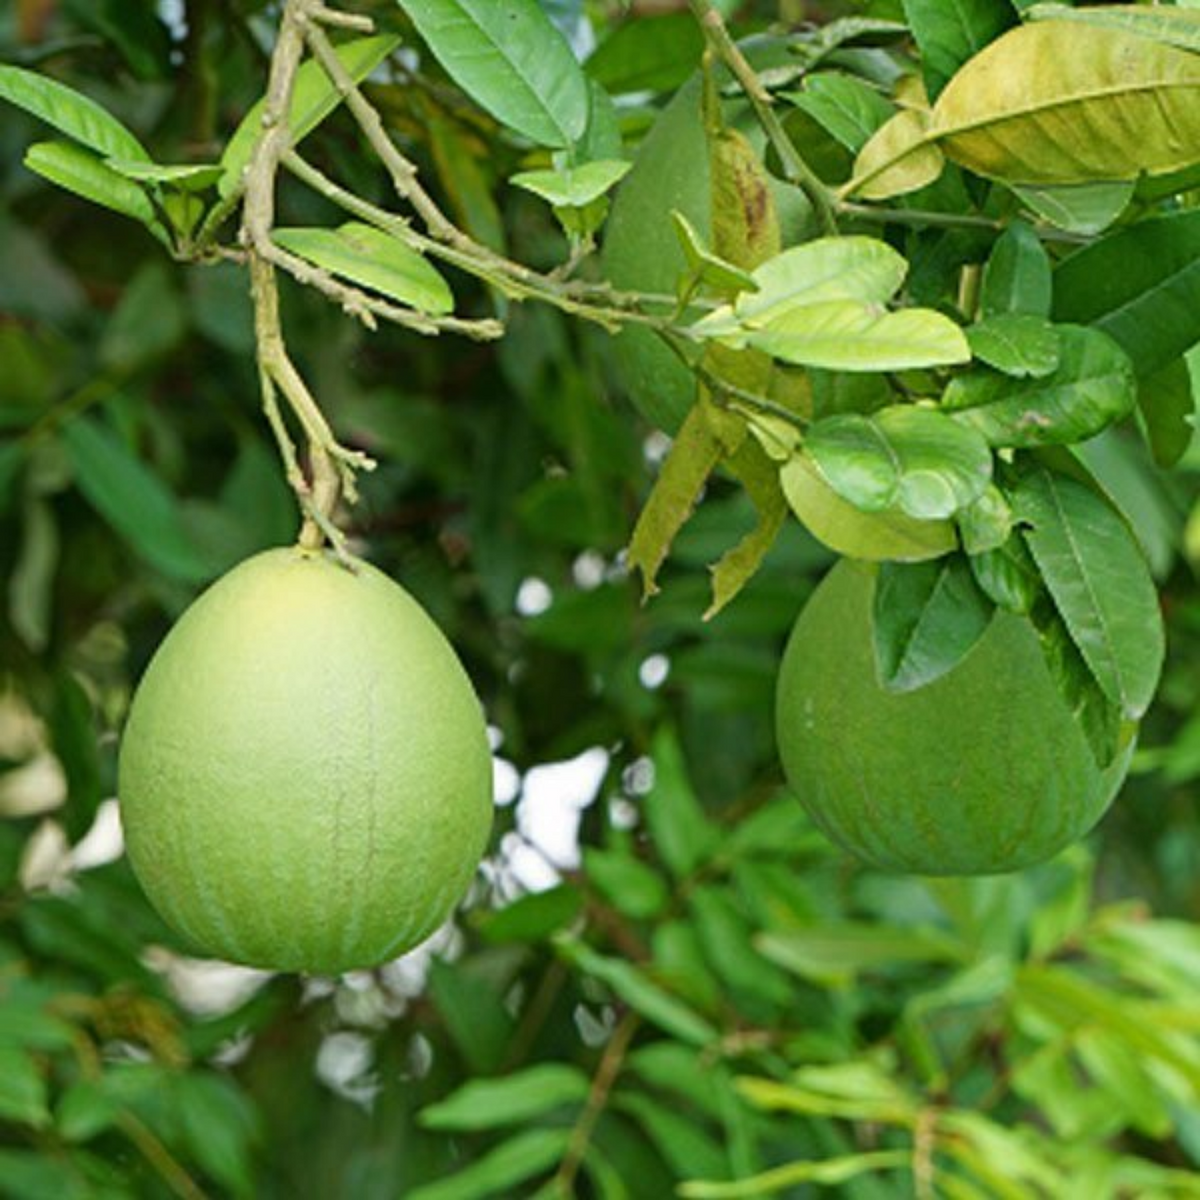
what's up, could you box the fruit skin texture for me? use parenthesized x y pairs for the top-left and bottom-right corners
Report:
(775, 560), (1134, 876)
(118, 548), (493, 974)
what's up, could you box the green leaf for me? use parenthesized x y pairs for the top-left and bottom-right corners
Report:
(627, 404), (723, 600)
(25, 141), (160, 234)
(806, 405), (992, 520)
(1010, 179), (1133, 237)
(407, 1128), (571, 1200)
(956, 483), (1012, 556)
(614, 1092), (728, 1182)
(931, 22), (1200, 184)
(420, 1064), (590, 1131)
(62, 414), (211, 584)
(746, 301), (970, 373)
(56, 1081), (119, 1143)
(780, 451), (957, 561)
(0, 64), (149, 162)
(783, 73), (893, 153)
(173, 1072), (259, 1198)
(272, 223), (453, 314)
(585, 848), (668, 920)
(980, 220), (1051, 319)
(756, 925), (964, 985)
(965, 314), (1060, 379)
(679, 1151), (912, 1199)
(397, 0), (589, 148)
(105, 158), (223, 191)
(873, 556), (995, 692)
(1014, 469), (1164, 719)
(0, 1048), (49, 1128)
(428, 960), (515, 1075)
(688, 886), (793, 1007)
(48, 671), (103, 842)
(671, 212), (759, 302)
(1052, 209), (1200, 379)
(1136, 357), (1195, 470)
(944, 326), (1134, 447)
(843, 106), (945, 199)
(557, 940), (718, 1045)
(9, 495), (58, 654)
(220, 35), (401, 197)
(585, 12), (704, 96)
(1027, 4), (1200, 55)
(477, 884), (583, 944)
(100, 261), (186, 371)
(641, 727), (720, 879)
(901, 0), (1015, 101)
(511, 160), (630, 208)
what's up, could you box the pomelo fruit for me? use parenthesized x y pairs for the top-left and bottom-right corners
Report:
(118, 547), (493, 973)
(603, 76), (811, 434)
(775, 559), (1134, 875)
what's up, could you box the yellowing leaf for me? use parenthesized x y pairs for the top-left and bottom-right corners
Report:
(842, 107), (944, 199)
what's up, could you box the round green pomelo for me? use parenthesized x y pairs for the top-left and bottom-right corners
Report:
(118, 548), (493, 973)
(603, 77), (811, 434)
(775, 560), (1133, 875)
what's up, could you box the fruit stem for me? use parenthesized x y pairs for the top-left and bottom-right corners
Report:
(688, 0), (840, 236)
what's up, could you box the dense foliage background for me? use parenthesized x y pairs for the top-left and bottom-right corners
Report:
(2, 1), (1200, 1196)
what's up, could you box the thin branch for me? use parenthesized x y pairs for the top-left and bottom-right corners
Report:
(687, 0), (838, 236)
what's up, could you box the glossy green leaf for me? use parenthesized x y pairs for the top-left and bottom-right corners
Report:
(873, 556), (995, 692)
(1014, 469), (1164, 718)
(105, 158), (223, 191)
(746, 300), (969, 372)
(956, 483), (1013, 555)
(1052, 209), (1200, 379)
(558, 940), (718, 1045)
(220, 35), (400, 197)
(969, 535), (1041, 614)
(1027, 4), (1200, 54)
(966, 313), (1060, 379)
(843, 106), (945, 199)
(671, 211), (758, 303)
(901, 0), (1015, 100)
(1011, 179), (1133, 236)
(0, 64), (149, 162)
(780, 452), (958, 561)
(421, 1064), (589, 1131)
(931, 22), (1200, 184)
(1137, 358), (1195, 470)
(945, 326), (1134, 447)
(272, 223), (453, 314)
(783, 73), (893, 153)
(62, 414), (210, 583)
(510, 160), (629, 208)
(980, 220), (1051, 318)
(807, 405), (992, 520)
(408, 1128), (571, 1200)
(585, 848), (668, 920)
(0, 1048), (49, 1129)
(25, 141), (159, 233)
(397, 0), (589, 148)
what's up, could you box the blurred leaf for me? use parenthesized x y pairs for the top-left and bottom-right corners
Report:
(0, 1149), (92, 1200)
(397, 0), (589, 148)
(614, 1091), (728, 1181)
(99, 261), (186, 371)
(873, 556), (994, 692)
(641, 727), (720, 879)
(1053, 210), (1200, 378)
(0, 63), (149, 161)
(273, 224), (453, 314)
(220, 35), (401, 197)
(0, 1048), (50, 1128)
(428, 959), (516, 1075)
(945, 326), (1134, 447)
(477, 885), (584, 944)
(407, 1127), (571, 1200)
(688, 885), (793, 1008)
(965, 314), (1059, 379)
(1026, 4), (1200, 53)
(980, 220), (1050, 319)
(427, 112), (506, 253)
(8, 495), (58, 652)
(47, 671), (103, 842)
(586, 13), (703, 95)
(24, 141), (161, 236)
(420, 1064), (589, 1131)
(558, 940), (717, 1045)
(62, 413), (210, 584)
(56, 1080), (120, 1142)
(585, 848), (668, 921)
(1015, 469), (1164, 719)
(756, 924), (964, 985)
(173, 1072), (259, 1198)
(680, 1149), (911, 1197)
(807, 405), (992, 521)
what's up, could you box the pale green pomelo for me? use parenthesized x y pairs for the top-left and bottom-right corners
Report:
(603, 77), (811, 434)
(118, 548), (493, 973)
(775, 560), (1133, 875)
